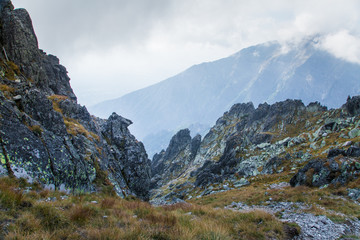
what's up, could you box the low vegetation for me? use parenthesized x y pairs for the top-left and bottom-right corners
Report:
(47, 95), (100, 141)
(64, 117), (99, 141)
(0, 176), (299, 240)
(0, 60), (21, 81)
(47, 95), (68, 114)
(190, 171), (360, 221)
(0, 84), (15, 99)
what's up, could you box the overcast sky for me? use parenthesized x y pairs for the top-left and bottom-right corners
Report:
(11, 0), (360, 106)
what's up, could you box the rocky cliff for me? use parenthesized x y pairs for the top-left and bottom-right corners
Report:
(0, 0), (151, 200)
(151, 96), (360, 204)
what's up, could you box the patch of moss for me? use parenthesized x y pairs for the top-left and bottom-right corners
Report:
(28, 125), (43, 136)
(47, 95), (68, 114)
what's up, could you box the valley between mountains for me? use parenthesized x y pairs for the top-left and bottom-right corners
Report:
(0, 0), (360, 239)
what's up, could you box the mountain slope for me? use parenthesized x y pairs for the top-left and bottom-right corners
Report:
(90, 38), (360, 156)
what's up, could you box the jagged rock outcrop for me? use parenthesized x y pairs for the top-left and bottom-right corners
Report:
(0, 1), (150, 200)
(343, 95), (360, 117)
(99, 113), (151, 200)
(150, 129), (201, 190)
(150, 99), (310, 199)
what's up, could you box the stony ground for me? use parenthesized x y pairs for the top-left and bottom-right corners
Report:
(226, 196), (360, 239)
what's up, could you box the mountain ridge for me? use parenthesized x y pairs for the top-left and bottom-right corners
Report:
(90, 38), (360, 157)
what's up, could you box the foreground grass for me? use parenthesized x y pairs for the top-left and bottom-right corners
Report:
(0, 177), (297, 240)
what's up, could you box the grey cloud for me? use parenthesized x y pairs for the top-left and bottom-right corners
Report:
(13, 0), (173, 54)
(14, 0), (360, 55)
(11, 0), (360, 106)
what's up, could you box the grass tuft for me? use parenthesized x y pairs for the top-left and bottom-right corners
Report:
(69, 205), (97, 225)
(32, 203), (69, 231)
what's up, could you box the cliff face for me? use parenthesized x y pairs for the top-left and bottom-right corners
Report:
(151, 96), (360, 204)
(0, 1), (151, 200)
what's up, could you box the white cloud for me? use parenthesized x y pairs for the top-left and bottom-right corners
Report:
(319, 31), (360, 64)
(10, 0), (360, 106)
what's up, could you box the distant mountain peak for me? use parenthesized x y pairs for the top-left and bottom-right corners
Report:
(90, 37), (360, 156)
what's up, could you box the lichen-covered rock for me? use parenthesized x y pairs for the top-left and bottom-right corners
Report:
(290, 157), (360, 187)
(22, 89), (68, 135)
(348, 188), (360, 200)
(349, 128), (360, 138)
(193, 135), (244, 187)
(0, 91), (96, 191)
(261, 156), (284, 175)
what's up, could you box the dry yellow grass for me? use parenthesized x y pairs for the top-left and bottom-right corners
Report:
(190, 172), (360, 220)
(47, 95), (100, 142)
(47, 94), (68, 113)
(64, 117), (100, 142)
(0, 176), (293, 240)
(0, 84), (15, 99)
(0, 60), (21, 81)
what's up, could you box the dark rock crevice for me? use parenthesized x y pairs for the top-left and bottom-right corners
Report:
(39, 136), (57, 189)
(0, 135), (14, 177)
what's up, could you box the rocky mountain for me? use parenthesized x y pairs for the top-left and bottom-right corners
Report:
(90, 36), (360, 157)
(148, 96), (360, 238)
(0, 0), (151, 200)
(150, 96), (360, 202)
(3, 0), (360, 239)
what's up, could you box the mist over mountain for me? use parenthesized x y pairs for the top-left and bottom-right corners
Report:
(90, 37), (360, 156)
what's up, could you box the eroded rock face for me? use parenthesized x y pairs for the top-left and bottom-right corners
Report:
(0, 1), (151, 200)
